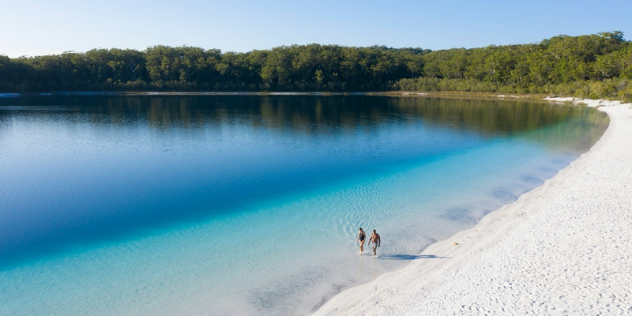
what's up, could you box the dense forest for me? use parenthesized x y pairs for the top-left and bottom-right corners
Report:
(1, 32), (631, 100)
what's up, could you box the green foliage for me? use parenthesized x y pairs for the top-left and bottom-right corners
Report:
(0, 32), (630, 100)
(394, 32), (632, 100)
(0, 45), (427, 92)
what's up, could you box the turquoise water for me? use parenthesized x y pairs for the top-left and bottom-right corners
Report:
(0, 95), (607, 315)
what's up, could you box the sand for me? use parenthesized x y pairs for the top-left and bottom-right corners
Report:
(315, 98), (632, 315)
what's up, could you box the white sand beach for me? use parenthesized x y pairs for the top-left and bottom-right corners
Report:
(315, 98), (632, 315)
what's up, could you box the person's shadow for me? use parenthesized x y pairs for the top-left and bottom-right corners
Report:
(378, 254), (445, 260)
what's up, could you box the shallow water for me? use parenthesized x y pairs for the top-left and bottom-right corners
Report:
(0, 95), (607, 315)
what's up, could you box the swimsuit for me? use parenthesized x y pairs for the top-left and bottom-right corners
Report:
(359, 232), (365, 242)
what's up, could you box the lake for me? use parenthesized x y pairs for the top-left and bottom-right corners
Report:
(0, 95), (608, 315)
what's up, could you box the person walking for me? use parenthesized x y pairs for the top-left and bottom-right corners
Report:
(356, 228), (366, 255)
(369, 229), (381, 258)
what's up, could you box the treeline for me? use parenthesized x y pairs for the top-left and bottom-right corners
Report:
(394, 31), (632, 100)
(1, 32), (631, 100)
(0, 45), (426, 92)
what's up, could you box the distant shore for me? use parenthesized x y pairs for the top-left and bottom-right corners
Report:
(0, 91), (567, 104)
(1, 91), (510, 97)
(315, 98), (632, 315)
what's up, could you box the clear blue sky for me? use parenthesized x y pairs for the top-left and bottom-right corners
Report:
(2, 0), (631, 57)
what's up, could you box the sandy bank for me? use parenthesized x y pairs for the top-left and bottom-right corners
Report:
(315, 98), (632, 315)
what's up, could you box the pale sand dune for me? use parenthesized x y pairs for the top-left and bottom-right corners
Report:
(315, 99), (632, 315)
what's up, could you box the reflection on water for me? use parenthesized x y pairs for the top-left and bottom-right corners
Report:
(0, 95), (607, 136)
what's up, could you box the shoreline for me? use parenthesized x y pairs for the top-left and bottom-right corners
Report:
(0, 91), (519, 97)
(0, 91), (577, 108)
(314, 98), (632, 315)
(4, 91), (621, 107)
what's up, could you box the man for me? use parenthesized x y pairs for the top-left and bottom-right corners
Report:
(369, 229), (381, 258)
(356, 228), (366, 255)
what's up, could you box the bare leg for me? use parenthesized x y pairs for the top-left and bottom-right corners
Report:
(360, 241), (365, 254)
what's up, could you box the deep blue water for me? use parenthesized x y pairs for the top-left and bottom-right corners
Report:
(0, 95), (608, 315)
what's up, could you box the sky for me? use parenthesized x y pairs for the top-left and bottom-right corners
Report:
(1, 0), (631, 57)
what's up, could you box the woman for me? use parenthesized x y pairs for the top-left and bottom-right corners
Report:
(356, 228), (366, 255)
